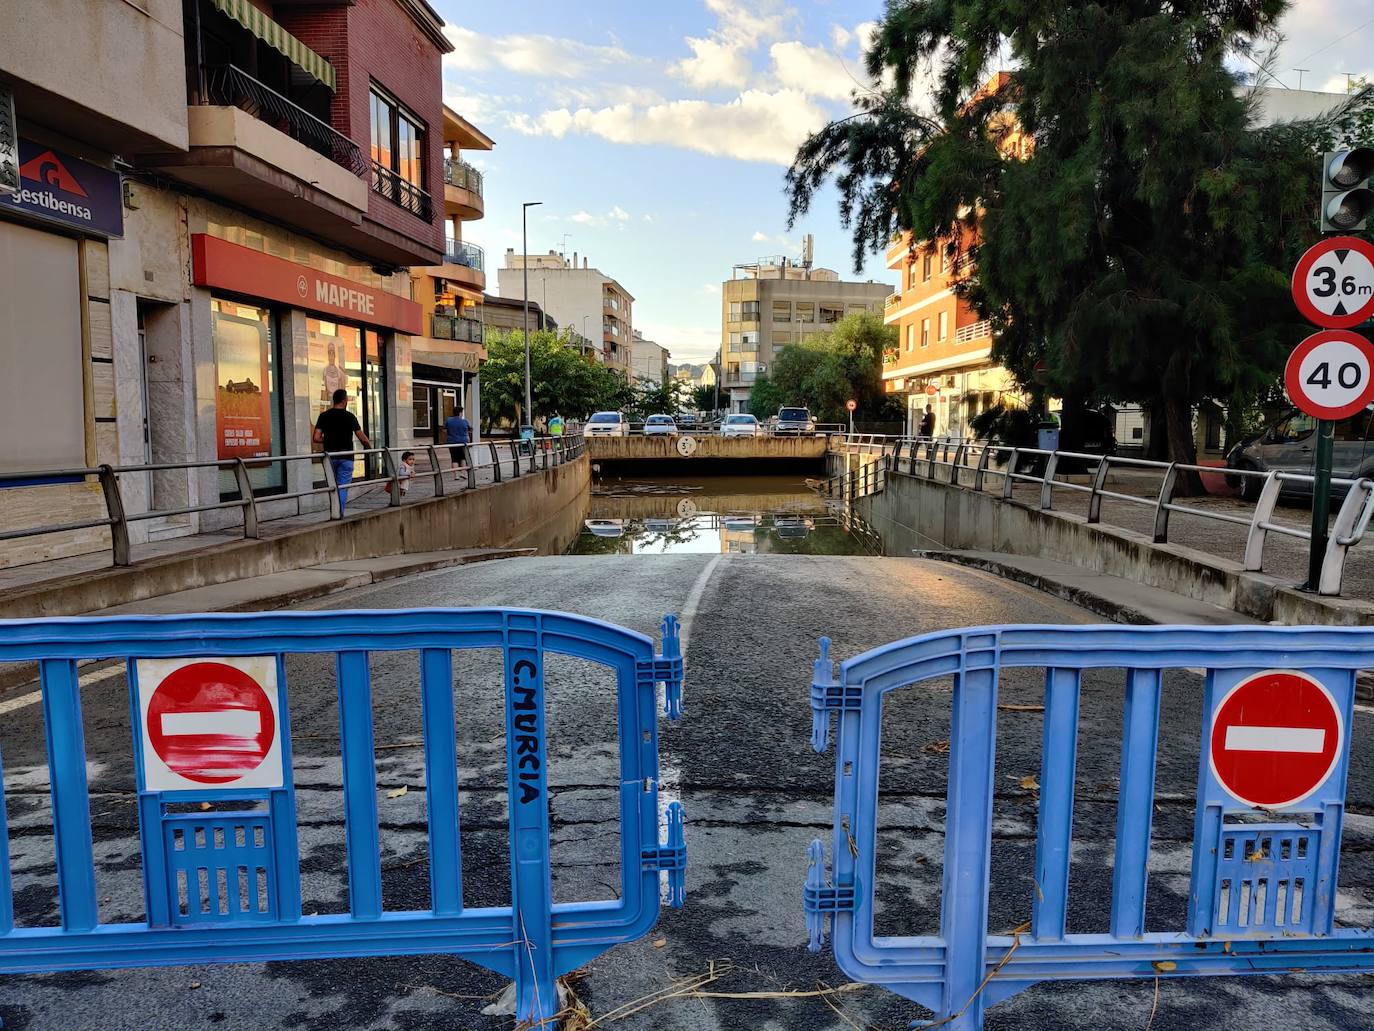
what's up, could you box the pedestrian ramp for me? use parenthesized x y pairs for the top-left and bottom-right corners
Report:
(0, 608), (685, 1027)
(807, 625), (1374, 1030)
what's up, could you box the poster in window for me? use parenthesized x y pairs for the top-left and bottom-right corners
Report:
(213, 311), (272, 461)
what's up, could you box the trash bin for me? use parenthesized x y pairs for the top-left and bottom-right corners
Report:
(1037, 423), (1060, 452)
(519, 424), (535, 456)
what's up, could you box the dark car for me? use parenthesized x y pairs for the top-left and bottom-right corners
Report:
(1226, 405), (1374, 501)
(774, 406), (816, 435)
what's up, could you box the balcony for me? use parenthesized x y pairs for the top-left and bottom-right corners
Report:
(210, 65), (363, 175)
(885, 292), (902, 310)
(372, 161), (433, 223)
(955, 319), (993, 344)
(443, 158), (484, 220)
(430, 313), (485, 344)
(441, 239), (486, 292)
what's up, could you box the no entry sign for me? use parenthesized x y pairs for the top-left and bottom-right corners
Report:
(136, 656), (284, 791)
(1292, 236), (1374, 329)
(1209, 670), (1343, 810)
(1284, 329), (1374, 421)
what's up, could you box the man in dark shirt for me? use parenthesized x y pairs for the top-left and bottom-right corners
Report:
(313, 389), (371, 514)
(440, 406), (473, 482)
(919, 405), (936, 439)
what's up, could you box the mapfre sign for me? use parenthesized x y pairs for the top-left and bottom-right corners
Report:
(191, 234), (423, 334)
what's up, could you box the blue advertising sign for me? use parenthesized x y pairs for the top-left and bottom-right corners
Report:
(2, 138), (123, 237)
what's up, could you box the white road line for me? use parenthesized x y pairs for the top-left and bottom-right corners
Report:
(677, 553), (725, 662)
(1224, 725), (1325, 753)
(0, 662), (128, 716)
(160, 710), (261, 736)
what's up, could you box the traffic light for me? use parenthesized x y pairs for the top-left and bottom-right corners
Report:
(1320, 148), (1374, 232)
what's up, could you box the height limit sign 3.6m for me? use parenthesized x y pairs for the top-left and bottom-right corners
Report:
(1292, 236), (1374, 329)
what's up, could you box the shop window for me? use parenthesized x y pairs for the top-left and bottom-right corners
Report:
(212, 297), (283, 496)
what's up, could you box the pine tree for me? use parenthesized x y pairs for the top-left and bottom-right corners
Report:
(787, 0), (1370, 489)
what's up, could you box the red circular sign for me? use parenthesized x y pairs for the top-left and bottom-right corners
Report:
(1209, 670), (1343, 810)
(1284, 330), (1374, 420)
(1292, 236), (1374, 329)
(846, 399), (857, 411)
(925, 385), (938, 396)
(146, 662), (276, 785)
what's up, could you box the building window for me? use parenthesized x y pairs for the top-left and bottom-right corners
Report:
(819, 304), (842, 324)
(772, 329), (791, 346)
(938, 311), (948, 340)
(741, 330), (759, 347)
(729, 301), (741, 320)
(772, 300), (791, 322)
(940, 249), (949, 274)
(921, 318), (930, 347)
(370, 85), (430, 220)
(922, 253), (932, 281)
(729, 331), (742, 351)
(796, 302), (814, 323)
(741, 300), (760, 320)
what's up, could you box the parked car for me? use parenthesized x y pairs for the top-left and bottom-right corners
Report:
(1225, 405), (1374, 501)
(774, 406), (816, 435)
(643, 414), (679, 437)
(720, 413), (760, 438)
(584, 519), (625, 538)
(585, 411), (630, 437)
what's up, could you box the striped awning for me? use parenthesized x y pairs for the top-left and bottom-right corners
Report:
(210, 0), (336, 91)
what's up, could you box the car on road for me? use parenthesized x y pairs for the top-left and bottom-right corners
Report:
(774, 406), (816, 435)
(584, 519), (625, 537)
(643, 414), (678, 436)
(720, 413), (760, 438)
(585, 411), (630, 437)
(1225, 405), (1374, 500)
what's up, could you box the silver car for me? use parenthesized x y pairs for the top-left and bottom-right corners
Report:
(643, 414), (678, 436)
(1227, 406), (1374, 499)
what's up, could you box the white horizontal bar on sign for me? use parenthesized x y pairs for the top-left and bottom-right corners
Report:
(160, 710), (262, 737)
(1224, 725), (1325, 754)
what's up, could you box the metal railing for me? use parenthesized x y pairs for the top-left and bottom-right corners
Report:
(430, 313), (484, 343)
(204, 64), (366, 176)
(828, 434), (1374, 597)
(372, 161), (432, 221)
(0, 435), (586, 570)
(884, 292), (902, 309)
(955, 319), (992, 343)
(442, 157), (483, 197)
(444, 240), (484, 271)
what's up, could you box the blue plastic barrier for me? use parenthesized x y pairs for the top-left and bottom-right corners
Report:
(0, 608), (685, 1027)
(806, 625), (1374, 1030)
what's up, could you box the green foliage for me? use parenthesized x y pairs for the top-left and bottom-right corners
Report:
(631, 378), (690, 419)
(481, 328), (633, 426)
(969, 399), (1038, 447)
(747, 311), (904, 423)
(785, 0), (1374, 472)
(689, 383), (719, 413)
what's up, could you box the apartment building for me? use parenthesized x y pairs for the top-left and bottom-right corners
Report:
(630, 330), (670, 385)
(496, 250), (635, 375)
(720, 242), (889, 411)
(409, 106), (493, 447)
(0, 0), (452, 566)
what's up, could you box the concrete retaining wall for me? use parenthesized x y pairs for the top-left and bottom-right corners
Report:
(2, 456), (590, 619)
(858, 468), (1373, 626)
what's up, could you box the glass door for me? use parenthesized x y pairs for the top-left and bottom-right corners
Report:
(364, 330), (388, 477)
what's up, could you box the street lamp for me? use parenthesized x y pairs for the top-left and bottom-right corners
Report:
(521, 200), (543, 426)
(581, 315), (591, 352)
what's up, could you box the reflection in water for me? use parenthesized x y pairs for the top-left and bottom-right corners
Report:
(567, 474), (882, 556)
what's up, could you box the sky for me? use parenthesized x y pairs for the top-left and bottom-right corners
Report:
(433, 0), (1374, 365)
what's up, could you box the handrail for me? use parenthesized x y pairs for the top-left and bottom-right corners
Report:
(373, 160), (432, 221)
(0, 435), (587, 569)
(442, 157), (484, 197)
(830, 434), (1374, 597)
(445, 240), (485, 271)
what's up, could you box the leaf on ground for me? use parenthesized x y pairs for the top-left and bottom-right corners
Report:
(921, 739), (950, 755)
(1018, 775), (1040, 791)
(387, 785), (408, 799)
(652, 938), (667, 948)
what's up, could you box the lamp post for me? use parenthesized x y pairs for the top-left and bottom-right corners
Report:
(521, 201), (542, 426)
(581, 315), (591, 355)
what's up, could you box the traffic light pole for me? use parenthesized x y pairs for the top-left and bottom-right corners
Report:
(1305, 418), (1335, 591)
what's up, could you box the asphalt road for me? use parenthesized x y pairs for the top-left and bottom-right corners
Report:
(2, 554), (1373, 1030)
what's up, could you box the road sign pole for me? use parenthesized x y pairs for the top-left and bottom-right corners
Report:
(1306, 418), (1335, 590)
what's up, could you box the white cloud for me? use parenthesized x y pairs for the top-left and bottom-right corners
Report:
(703, 283), (720, 294)
(560, 206), (638, 228)
(443, 26), (644, 80)
(642, 214), (655, 222)
(569, 211), (600, 225)
(673, 37), (754, 89)
(509, 88), (827, 166)
(609, 205), (632, 222)
(441, 88), (507, 128)
(750, 230), (800, 252)
(705, 0), (796, 48)
(751, 230), (770, 242)
(671, 0), (797, 89)
(769, 40), (864, 101)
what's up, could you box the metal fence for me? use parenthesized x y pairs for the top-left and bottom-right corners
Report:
(0, 435), (586, 569)
(829, 435), (1374, 596)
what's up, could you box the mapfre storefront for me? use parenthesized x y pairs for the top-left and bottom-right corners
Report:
(191, 233), (421, 496)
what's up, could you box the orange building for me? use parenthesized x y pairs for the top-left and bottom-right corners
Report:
(882, 72), (1026, 438)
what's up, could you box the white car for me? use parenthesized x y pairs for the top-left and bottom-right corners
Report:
(585, 411), (629, 437)
(584, 519), (625, 538)
(720, 414), (760, 438)
(643, 414), (678, 436)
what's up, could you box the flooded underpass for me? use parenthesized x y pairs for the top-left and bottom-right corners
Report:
(567, 472), (882, 555)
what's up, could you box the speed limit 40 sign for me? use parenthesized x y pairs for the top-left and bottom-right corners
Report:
(1292, 236), (1374, 329)
(1284, 329), (1374, 420)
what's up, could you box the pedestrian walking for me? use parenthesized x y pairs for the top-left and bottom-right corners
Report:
(919, 405), (936, 439)
(313, 389), (371, 515)
(440, 406), (473, 482)
(549, 412), (565, 436)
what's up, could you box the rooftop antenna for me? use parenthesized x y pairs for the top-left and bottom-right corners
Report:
(1341, 72), (1357, 93)
(1294, 68), (1309, 90)
(559, 233), (572, 259)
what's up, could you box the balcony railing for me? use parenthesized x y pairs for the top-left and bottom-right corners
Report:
(444, 240), (485, 272)
(885, 292), (902, 309)
(430, 313), (484, 343)
(955, 319), (993, 343)
(443, 158), (484, 197)
(204, 64), (365, 176)
(372, 161), (432, 222)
